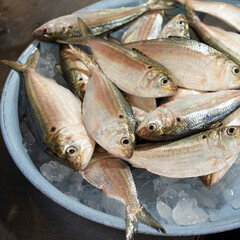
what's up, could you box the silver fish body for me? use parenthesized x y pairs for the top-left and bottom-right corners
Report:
(0, 49), (95, 170)
(125, 38), (240, 91)
(127, 126), (240, 178)
(81, 154), (165, 239)
(137, 90), (240, 141)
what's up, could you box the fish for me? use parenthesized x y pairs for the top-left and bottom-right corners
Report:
(64, 18), (177, 98)
(125, 93), (157, 112)
(81, 154), (166, 239)
(200, 153), (238, 186)
(184, 0), (240, 66)
(132, 106), (148, 129)
(33, 0), (176, 42)
(126, 126), (240, 178)
(176, 0), (240, 32)
(58, 44), (90, 101)
(122, 11), (163, 111)
(160, 87), (204, 104)
(0, 48), (95, 170)
(222, 107), (240, 127)
(121, 11), (164, 43)
(137, 90), (240, 141)
(158, 14), (190, 39)
(125, 38), (240, 91)
(69, 45), (136, 159)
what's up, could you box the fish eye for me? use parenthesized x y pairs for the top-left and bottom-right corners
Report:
(120, 137), (131, 146)
(232, 66), (240, 75)
(65, 146), (78, 156)
(43, 28), (50, 33)
(160, 77), (169, 85)
(178, 20), (185, 26)
(226, 127), (237, 136)
(148, 123), (157, 132)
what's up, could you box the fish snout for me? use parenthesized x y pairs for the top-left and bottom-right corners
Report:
(32, 28), (53, 42)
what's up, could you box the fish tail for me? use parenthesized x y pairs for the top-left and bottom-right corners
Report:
(136, 205), (166, 234)
(125, 204), (166, 240)
(185, 0), (200, 24)
(146, 0), (177, 11)
(0, 48), (40, 73)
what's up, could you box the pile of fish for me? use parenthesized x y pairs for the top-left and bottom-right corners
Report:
(2, 0), (240, 239)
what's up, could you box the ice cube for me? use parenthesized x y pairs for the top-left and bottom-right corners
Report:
(172, 197), (208, 225)
(40, 160), (72, 183)
(100, 192), (125, 218)
(156, 200), (175, 224)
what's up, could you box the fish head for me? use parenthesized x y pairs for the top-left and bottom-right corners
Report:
(139, 68), (177, 97)
(33, 16), (78, 42)
(217, 60), (240, 89)
(98, 119), (135, 159)
(173, 14), (189, 38)
(165, 14), (189, 38)
(136, 107), (176, 140)
(219, 126), (240, 151)
(50, 128), (95, 170)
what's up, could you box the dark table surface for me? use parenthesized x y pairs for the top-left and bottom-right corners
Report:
(0, 0), (240, 239)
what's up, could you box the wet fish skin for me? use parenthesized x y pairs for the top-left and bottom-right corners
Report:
(176, 0), (240, 32)
(200, 154), (238, 186)
(127, 126), (240, 178)
(137, 90), (240, 141)
(125, 38), (240, 91)
(77, 36), (177, 97)
(70, 46), (136, 159)
(121, 11), (164, 43)
(33, 0), (176, 42)
(158, 14), (190, 39)
(160, 87), (204, 105)
(0, 49), (95, 170)
(81, 155), (165, 239)
(59, 45), (90, 101)
(185, 0), (240, 66)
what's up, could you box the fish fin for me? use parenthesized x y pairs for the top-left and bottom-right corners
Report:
(146, 0), (178, 11)
(1, 47), (40, 73)
(0, 59), (25, 72)
(136, 205), (166, 234)
(56, 64), (63, 75)
(206, 120), (223, 130)
(126, 210), (138, 240)
(26, 48), (40, 69)
(185, 0), (200, 24)
(68, 44), (94, 69)
(125, 204), (166, 240)
(77, 17), (92, 38)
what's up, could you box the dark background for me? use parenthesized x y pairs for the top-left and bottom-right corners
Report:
(0, 0), (239, 239)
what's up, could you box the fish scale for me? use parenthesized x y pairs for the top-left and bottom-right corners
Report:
(127, 126), (240, 178)
(137, 90), (240, 141)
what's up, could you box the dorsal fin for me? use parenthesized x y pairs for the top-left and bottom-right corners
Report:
(77, 17), (92, 38)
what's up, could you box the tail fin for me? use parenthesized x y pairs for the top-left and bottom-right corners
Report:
(126, 204), (165, 240)
(0, 48), (40, 73)
(137, 205), (166, 233)
(146, 0), (177, 11)
(185, 0), (200, 25)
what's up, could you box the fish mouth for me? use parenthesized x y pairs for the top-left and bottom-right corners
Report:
(32, 28), (54, 42)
